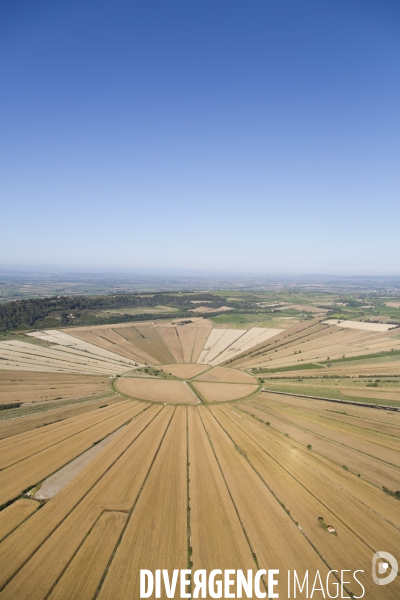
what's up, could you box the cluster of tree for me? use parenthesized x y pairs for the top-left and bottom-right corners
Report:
(0, 292), (230, 331)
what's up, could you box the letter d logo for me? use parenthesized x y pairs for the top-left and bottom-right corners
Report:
(372, 551), (398, 586)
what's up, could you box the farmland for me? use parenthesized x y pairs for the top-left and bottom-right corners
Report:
(1, 295), (400, 598)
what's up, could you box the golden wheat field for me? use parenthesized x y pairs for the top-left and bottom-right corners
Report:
(1, 318), (399, 599)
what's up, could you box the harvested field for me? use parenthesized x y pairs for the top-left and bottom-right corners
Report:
(0, 401), (145, 506)
(211, 405), (374, 584)
(63, 328), (154, 365)
(0, 407), (161, 589)
(238, 399), (400, 491)
(193, 366), (257, 383)
(229, 320), (325, 367)
(116, 377), (198, 404)
(28, 330), (136, 366)
(201, 329), (246, 364)
(259, 376), (400, 407)
(0, 401), (134, 470)
(191, 323), (213, 362)
(213, 327), (283, 364)
(197, 328), (225, 363)
(230, 404), (400, 528)
(239, 393), (400, 486)
(254, 393), (400, 455)
(262, 360), (400, 378)
(34, 426), (125, 500)
(0, 370), (111, 404)
(0, 397), (399, 598)
(47, 511), (128, 600)
(0, 395), (122, 440)
(158, 327), (184, 363)
(176, 326), (197, 362)
(1, 315), (400, 599)
(199, 408), (332, 578)
(0, 499), (39, 541)
(340, 387), (400, 401)
(0, 407), (172, 599)
(160, 363), (210, 379)
(324, 320), (396, 332)
(98, 407), (187, 600)
(192, 381), (258, 402)
(236, 325), (400, 371)
(133, 326), (177, 364)
(188, 408), (255, 573)
(0, 339), (133, 375)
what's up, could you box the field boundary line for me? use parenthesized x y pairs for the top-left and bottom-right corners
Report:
(186, 408), (193, 595)
(0, 499), (41, 545)
(0, 402), (138, 471)
(186, 380), (204, 404)
(0, 403), (158, 593)
(210, 407), (354, 596)
(197, 408), (268, 596)
(0, 421), (131, 513)
(249, 398), (400, 471)
(186, 365), (213, 380)
(228, 320), (326, 366)
(223, 407), (382, 552)
(261, 388), (399, 411)
(93, 407), (176, 599)
(0, 392), (118, 424)
(0, 400), (132, 451)
(190, 327), (199, 363)
(256, 398), (400, 442)
(42, 509), (129, 600)
(234, 406), (400, 533)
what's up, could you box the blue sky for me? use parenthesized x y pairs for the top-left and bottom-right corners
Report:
(1, 0), (399, 275)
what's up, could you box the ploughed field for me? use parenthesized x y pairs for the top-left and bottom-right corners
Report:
(1, 318), (400, 598)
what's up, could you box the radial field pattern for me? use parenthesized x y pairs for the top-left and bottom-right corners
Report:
(1, 317), (400, 599)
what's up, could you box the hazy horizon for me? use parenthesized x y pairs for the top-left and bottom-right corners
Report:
(2, 267), (400, 280)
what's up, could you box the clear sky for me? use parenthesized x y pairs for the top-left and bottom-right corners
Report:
(1, 0), (399, 275)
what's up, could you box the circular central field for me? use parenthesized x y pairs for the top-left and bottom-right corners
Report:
(116, 365), (259, 405)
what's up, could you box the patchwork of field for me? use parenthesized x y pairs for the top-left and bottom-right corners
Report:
(274, 360), (400, 378)
(259, 378), (400, 408)
(0, 371), (111, 404)
(0, 395), (122, 440)
(58, 322), (216, 366)
(0, 402), (399, 599)
(237, 391), (400, 493)
(230, 319), (400, 372)
(0, 331), (135, 374)
(1, 316), (400, 598)
(0, 323), (286, 375)
(197, 326), (283, 365)
(67, 325), (175, 365)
